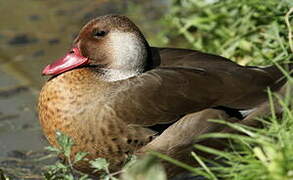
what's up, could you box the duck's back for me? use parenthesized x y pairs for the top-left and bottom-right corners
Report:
(151, 47), (291, 108)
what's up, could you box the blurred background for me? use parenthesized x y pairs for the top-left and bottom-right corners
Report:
(0, 0), (292, 179)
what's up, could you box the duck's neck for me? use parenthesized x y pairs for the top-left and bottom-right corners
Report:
(99, 68), (141, 82)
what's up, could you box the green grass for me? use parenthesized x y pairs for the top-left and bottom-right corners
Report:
(159, 0), (293, 65)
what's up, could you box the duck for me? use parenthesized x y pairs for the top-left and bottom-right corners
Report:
(140, 84), (288, 177)
(38, 14), (292, 175)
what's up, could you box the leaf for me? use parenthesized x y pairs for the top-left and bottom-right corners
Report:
(121, 155), (166, 180)
(79, 175), (90, 180)
(64, 174), (74, 180)
(151, 151), (208, 176)
(109, 176), (119, 180)
(191, 152), (218, 180)
(55, 162), (68, 169)
(74, 152), (88, 164)
(123, 155), (138, 169)
(90, 158), (109, 171)
(55, 131), (74, 158)
(45, 146), (61, 153)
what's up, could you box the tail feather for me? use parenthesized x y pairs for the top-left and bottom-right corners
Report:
(262, 63), (293, 91)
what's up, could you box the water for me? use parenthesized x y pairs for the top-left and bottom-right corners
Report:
(0, 0), (169, 178)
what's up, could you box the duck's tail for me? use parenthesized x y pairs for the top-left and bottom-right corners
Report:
(262, 62), (293, 91)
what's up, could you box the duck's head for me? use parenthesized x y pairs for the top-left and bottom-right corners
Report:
(42, 15), (152, 81)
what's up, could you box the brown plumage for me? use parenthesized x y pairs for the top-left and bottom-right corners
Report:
(147, 84), (289, 177)
(38, 15), (292, 175)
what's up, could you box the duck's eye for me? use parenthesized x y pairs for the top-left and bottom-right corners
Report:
(92, 30), (107, 38)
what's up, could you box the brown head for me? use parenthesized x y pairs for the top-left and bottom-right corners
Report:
(42, 15), (153, 81)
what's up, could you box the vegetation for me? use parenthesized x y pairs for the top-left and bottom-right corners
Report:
(41, 132), (166, 180)
(159, 0), (293, 65)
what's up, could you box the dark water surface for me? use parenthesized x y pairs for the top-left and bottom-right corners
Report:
(0, 0), (169, 178)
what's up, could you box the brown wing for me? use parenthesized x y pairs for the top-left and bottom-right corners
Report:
(108, 65), (277, 126)
(151, 47), (291, 106)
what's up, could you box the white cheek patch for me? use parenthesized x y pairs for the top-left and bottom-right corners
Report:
(102, 31), (148, 81)
(109, 32), (147, 69)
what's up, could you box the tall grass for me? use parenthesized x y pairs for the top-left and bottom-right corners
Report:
(160, 0), (293, 65)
